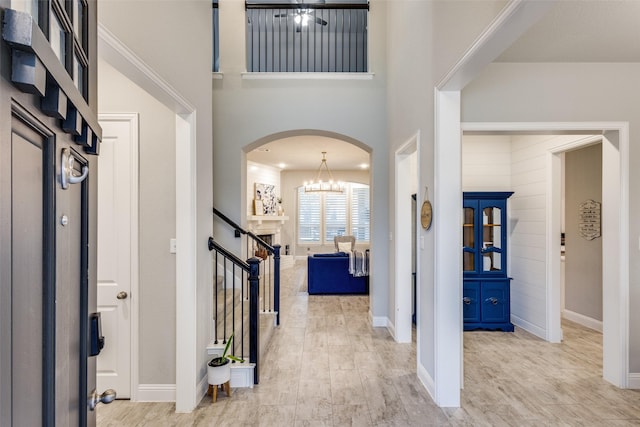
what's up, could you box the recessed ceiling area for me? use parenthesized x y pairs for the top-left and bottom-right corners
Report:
(246, 135), (370, 170)
(496, 1), (640, 63)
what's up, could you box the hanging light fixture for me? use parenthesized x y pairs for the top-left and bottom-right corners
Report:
(304, 152), (344, 193)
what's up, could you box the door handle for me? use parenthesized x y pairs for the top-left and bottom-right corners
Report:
(485, 297), (498, 305)
(116, 291), (128, 300)
(61, 148), (89, 190)
(88, 388), (116, 411)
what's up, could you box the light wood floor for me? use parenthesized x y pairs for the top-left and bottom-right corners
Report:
(97, 261), (640, 426)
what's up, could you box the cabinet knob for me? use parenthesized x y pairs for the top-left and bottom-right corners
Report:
(463, 297), (471, 305)
(485, 297), (498, 305)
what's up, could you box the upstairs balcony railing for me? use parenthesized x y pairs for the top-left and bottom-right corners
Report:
(245, 1), (369, 72)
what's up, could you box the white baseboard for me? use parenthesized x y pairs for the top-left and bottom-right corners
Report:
(369, 310), (388, 328)
(417, 362), (436, 402)
(511, 314), (546, 340)
(562, 310), (603, 332)
(627, 373), (640, 389)
(386, 320), (397, 340)
(137, 384), (176, 402)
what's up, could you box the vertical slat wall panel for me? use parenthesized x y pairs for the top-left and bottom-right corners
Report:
(246, 5), (368, 73)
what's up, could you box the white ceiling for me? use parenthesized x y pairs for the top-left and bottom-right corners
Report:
(248, 2), (640, 169)
(497, 1), (640, 62)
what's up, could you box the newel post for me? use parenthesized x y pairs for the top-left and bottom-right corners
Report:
(247, 257), (261, 384)
(273, 244), (281, 325)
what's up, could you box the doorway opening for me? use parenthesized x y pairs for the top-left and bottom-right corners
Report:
(460, 123), (629, 389)
(394, 132), (419, 343)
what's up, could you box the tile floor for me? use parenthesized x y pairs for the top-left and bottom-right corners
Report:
(97, 260), (640, 426)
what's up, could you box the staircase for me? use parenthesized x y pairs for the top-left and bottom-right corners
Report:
(210, 282), (278, 359)
(207, 207), (282, 386)
(207, 282), (277, 388)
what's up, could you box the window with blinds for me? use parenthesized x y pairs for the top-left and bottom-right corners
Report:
(297, 183), (370, 245)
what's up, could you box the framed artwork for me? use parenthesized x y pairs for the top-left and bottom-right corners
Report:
(255, 183), (277, 215)
(254, 199), (264, 216)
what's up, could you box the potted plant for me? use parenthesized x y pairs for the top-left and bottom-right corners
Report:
(207, 333), (244, 387)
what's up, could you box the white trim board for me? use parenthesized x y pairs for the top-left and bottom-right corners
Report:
(394, 132), (419, 344)
(563, 310), (603, 333)
(137, 384), (176, 402)
(369, 312), (388, 328)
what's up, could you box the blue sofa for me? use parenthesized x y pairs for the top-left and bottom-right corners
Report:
(307, 253), (369, 295)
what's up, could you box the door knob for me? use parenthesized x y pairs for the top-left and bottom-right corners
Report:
(116, 291), (128, 300)
(88, 388), (116, 411)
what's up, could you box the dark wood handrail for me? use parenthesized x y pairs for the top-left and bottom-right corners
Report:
(213, 207), (274, 252)
(208, 237), (250, 270)
(213, 207), (246, 235)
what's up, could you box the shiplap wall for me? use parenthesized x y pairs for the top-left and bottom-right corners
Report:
(509, 134), (597, 337)
(462, 135), (512, 191)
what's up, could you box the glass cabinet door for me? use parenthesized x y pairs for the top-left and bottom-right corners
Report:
(463, 205), (475, 272)
(481, 205), (502, 272)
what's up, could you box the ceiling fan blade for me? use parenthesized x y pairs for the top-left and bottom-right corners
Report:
(274, 13), (292, 18)
(314, 16), (328, 26)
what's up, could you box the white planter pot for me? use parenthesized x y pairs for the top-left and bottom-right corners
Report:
(207, 358), (231, 385)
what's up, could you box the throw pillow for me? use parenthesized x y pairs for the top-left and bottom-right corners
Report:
(337, 241), (352, 253)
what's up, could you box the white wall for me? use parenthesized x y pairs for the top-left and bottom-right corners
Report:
(462, 62), (638, 373)
(462, 135), (512, 191)
(98, 59), (177, 385)
(564, 144), (603, 323)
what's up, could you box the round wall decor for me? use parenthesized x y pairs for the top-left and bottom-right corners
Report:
(421, 200), (433, 230)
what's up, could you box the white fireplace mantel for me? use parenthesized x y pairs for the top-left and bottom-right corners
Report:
(246, 215), (289, 238)
(248, 215), (289, 225)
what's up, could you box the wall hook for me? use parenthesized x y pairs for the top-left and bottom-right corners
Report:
(61, 148), (89, 190)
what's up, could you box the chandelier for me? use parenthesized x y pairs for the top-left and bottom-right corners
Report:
(304, 152), (344, 193)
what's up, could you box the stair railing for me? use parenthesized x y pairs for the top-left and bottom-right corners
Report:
(208, 237), (262, 384)
(213, 207), (280, 325)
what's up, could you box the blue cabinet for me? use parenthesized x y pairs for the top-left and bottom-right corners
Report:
(463, 192), (514, 331)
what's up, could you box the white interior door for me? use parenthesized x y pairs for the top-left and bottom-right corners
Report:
(97, 114), (138, 399)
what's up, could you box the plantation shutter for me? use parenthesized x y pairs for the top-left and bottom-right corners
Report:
(298, 187), (321, 243)
(351, 184), (370, 242)
(324, 192), (347, 242)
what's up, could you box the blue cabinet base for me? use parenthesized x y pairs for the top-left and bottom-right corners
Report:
(463, 322), (514, 332)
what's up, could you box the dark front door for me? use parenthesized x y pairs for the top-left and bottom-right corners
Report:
(1, 2), (101, 426)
